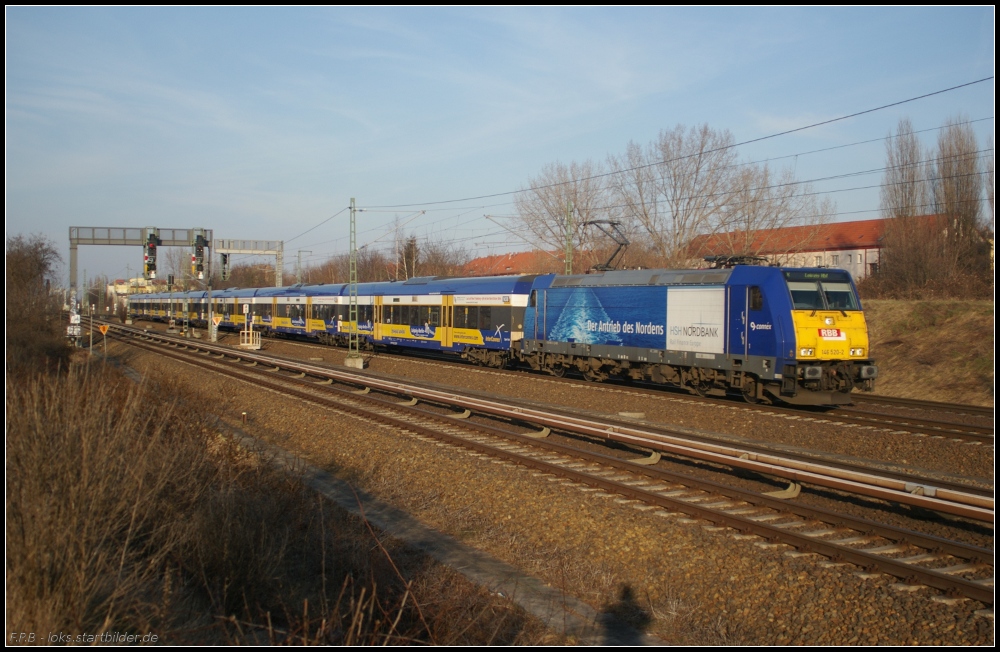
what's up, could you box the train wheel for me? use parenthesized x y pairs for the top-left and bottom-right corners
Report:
(741, 376), (759, 404)
(548, 366), (566, 378)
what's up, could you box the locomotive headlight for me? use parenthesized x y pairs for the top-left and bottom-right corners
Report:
(824, 317), (834, 325)
(850, 347), (865, 357)
(799, 348), (815, 357)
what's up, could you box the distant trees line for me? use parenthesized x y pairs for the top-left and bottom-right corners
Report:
(864, 116), (994, 299)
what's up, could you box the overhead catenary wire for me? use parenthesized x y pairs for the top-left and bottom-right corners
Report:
(289, 114), (994, 261)
(277, 84), (993, 267)
(361, 78), (994, 210)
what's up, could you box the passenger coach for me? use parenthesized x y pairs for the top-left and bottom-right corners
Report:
(127, 265), (877, 406)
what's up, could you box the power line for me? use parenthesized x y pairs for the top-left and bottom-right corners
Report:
(292, 115), (994, 258)
(363, 77), (994, 210)
(286, 207), (349, 244)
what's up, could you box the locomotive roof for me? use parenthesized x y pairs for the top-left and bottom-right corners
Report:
(550, 268), (734, 288)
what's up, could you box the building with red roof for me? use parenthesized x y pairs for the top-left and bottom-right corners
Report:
(461, 250), (564, 277)
(687, 217), (899, 279)
(461, 216), (967, 281)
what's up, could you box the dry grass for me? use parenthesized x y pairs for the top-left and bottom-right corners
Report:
(5, 359), (548, 644)
(864, 299), (994, 406)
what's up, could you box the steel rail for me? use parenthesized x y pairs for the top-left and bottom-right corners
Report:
(116, 319), (994, 440)
(851, 393), (995, 418)
(107, 323), (994, 522)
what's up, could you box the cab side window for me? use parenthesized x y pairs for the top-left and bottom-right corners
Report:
(750, 286), (763, 312)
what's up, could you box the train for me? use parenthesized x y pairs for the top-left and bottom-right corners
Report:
(127, 265), (878, 406)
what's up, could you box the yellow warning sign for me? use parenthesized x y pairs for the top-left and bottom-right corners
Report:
(99, 325), (109, 335)
(212, 315), (223, 326)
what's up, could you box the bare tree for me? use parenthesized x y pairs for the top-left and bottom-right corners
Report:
(986, 135), (994, 229)
(875, 118), (942, 291)
(695, 162), (833, 259)
(418, 240), (469, 277)
(401, 235), (419, 279)
(218, 263), (276, 289)
(607, 125), (738, 266)
(514, 160), (608, 272)
(868, 116), (991, 298)
(879, 118), (930, 219)
(6, 234), (68, 372)
(162, 247), (192, 287)
(932, 116), (986, 273)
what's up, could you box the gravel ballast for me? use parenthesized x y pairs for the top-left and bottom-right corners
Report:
(122, 336), (994, 645)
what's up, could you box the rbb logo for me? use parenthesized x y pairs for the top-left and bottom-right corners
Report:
(9, 633), (35, 643)
(818, 328), (844, 339)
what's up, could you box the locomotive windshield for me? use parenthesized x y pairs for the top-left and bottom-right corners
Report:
(783, 271), (860, 311)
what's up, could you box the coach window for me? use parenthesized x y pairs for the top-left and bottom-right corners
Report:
(477, 306), (492, 330)
(254, 303), (273, 319)
(749, 286), (763, 312)
(484, 306), (511, 332)
(454, 306), (476, 329)
(314, 305), (333, 323)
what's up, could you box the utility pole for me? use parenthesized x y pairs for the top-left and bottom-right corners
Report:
(564, 202), (574, 276)
(296, 250), (312, 284)
(208, 282), (215, 342)
(345, 198), (363, 369)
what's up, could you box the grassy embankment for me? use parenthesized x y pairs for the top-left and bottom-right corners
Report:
(6, 339), (545, 644)
(864, 299), (994, 407)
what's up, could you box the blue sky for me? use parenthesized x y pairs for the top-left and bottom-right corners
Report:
(6, 7), (995, 284)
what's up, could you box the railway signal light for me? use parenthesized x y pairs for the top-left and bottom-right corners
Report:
(143, 233), (161, 279)
(192, 234), (207, 280)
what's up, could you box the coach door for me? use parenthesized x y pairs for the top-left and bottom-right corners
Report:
(440, 295), (454, 348)
(373, 296), (384, 342)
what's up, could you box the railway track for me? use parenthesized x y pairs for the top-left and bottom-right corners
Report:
(105, 322), (994, 607)
(850, 393), (994, 419)
(225, 325), (996, 444)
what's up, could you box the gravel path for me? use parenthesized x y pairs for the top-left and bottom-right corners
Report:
(120, 333), (994, 644)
